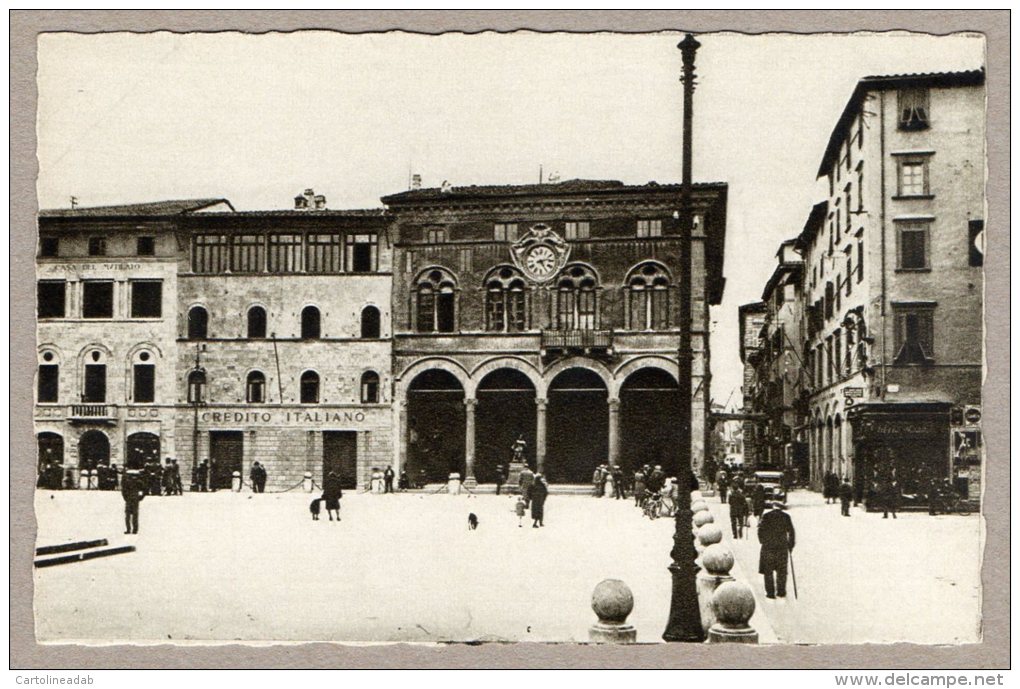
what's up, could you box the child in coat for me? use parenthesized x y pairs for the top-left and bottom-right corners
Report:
(515, 497), (527, 527)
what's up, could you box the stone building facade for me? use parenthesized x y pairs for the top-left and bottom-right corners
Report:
(382, 179), (728, 485)
(792, 70), (984, 506)
(737, 301), (767, 470)
(36, 197), (393, 490)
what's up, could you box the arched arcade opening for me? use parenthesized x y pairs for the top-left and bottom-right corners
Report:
(407, 369), (466, 485)
(475, 368), (537, 481)
(620, 367), (681, 475)
(546, 368), (608, 484)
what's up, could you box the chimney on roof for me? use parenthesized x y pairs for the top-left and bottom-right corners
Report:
(294, 188), (325, 211)
(440, 180), (452, 194)
(411, 174), (422, 190)
(547, 172), (561, 183)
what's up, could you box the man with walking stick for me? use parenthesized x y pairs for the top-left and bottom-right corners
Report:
(757, 500), (796, 599)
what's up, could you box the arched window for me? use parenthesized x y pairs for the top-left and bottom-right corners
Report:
(187, 369), (206, 404)
(484, 266), (528, 332)
(300, 370), (320, 404)
(415, 268), (457, 333)
(131, 350), (156, 403)
(82, 349), (107, 403)
(361, 371), (380, 404)
(301, 306), (321, 340)
(555, 263), (599, 330)
(626, 262), (671, 330)
(247, 306), (267, 339)
(188, 306), (209, 339)
(360, 305), (381, 339)
(246, 371), (266, 404)
(37, 350), (59, 403)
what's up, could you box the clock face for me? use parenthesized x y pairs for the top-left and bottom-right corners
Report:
(525, 245), (557, 277)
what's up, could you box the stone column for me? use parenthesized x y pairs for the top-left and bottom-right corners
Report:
(463, 398), (477, 487)
(608, 397), (621, 467)
(535, 397), (547, 474)
(397, 399), (408, 478)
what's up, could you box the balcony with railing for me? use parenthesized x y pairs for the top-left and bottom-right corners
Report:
(540, 329), (614, 356)
(69, 404), (118, 423)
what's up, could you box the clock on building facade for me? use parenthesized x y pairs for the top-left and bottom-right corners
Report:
(510, 223), (571, 283)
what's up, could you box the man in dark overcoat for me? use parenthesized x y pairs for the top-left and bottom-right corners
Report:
(530, 474), (549, 528)
(757, 500), (795, 599)
(121, 469), (145, 534)
(728, 485), (749, 538)
(494, 464), (505, 496)
(838, 476), (854, 516)
(519, 465), (535, 507)
(383, 465), (395, 494)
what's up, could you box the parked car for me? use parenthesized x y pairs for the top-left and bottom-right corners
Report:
(754, 470), (787, 504)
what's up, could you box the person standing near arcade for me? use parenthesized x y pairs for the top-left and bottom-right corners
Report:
(121, 469), (145, 535)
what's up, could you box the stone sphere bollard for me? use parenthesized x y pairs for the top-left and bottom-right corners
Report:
(701, 543), (735, 577)
(708, 581), (759, 644)
(693, 510), (715, 528)
(231, 471), (242, 492)
(691, 500), (709, 514)
(303, 472), (313, 493)
(697, 543), (736, 634)
(589, 579), (636, 643)
(696, 523), (724, 550)
(448, 472), (462, 495)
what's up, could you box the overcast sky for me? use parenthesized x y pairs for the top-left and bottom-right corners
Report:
(36, 30), (984, 404)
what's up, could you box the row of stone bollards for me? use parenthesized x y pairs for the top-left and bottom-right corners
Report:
(588, 491), (757, 644)
(691, 495), (758, 643)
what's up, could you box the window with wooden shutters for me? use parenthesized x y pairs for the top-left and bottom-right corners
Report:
(193, 234), (229, 273)
(897, 87), (930, 130)
(230, 234), (264, 273)
(893, 305), (935, 365)
(306, 234), (342, 273)
(897, 159), (929, 197)
(897, 222), (930, 270)
(267, 234), (302, 273)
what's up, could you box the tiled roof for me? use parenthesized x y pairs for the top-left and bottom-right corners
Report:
(382, 178), (725, 204)
(817, 69), (984, 178)
(40, 198), (234, 217)
(219, 208), (388, 218)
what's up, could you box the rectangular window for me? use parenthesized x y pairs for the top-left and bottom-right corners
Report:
(835, 208), (841, 242)
(565, 221), (590, 240)
(833, 329), (842, 380)
(494, 223), (518, 241)
(897, 222), (930, 270)
(845, 187), (852, 232)
(133, 364), (155, 403)
(37, 280), (66, 319)
(826, 336), (834, 384)
(137, 236), (156, 256)
(858, 112), (864, 150)
(82, 281), (114, 319)
(193, 234), (229, 273)
(88, 236), (106, 256)
(896, 157), (930, 197)
(84, 364), (106, 403)
(893, 305), (935, 365)
(417, 290), (435, 332)
(857, 166), (864, 211)
(636, 220), (662, 238)
(824, 282), (834, 319)
(38, 365), (59, 403)
(130, 280), (162, 318)
(507, 290), (526, 331)
(306, 233), (342, 273)
(230, 234), (264, 273)
(898, 87), (930, 130)
(557, 289), (575, 329)
(857, 239), (865, 283)
(650, 289), (669, 330)
(267, 233), (303, 273)
(426, 228), (446, 244)
(629, 289), (648, 330)
(968, 220), (984, 267)
(458, 247), (473, 273)
(39, 236), (59, 257)
(486, 289), (505, 331)
(347, 234), (378, 273)
(405, 251), (414, 273)
(835, 274), (842, 311)
(845, 257), (853, 295)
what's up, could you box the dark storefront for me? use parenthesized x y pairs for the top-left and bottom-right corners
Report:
(847, 403), (951, 511)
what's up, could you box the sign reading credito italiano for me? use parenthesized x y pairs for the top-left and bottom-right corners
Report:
(200, 410), (367, 425)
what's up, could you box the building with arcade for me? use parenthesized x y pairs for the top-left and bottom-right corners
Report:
(383, 179), (728, 486)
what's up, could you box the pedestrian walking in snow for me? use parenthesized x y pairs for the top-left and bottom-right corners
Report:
(250, 461), (267, 493)
(515, 496), (527, 527)
(519, 465), (535, 507)
(824, 471), (839, 504)
(758, 500), (795, 599)
(882, 479), (900, 519)
(838, 477), (853, 516)
(530, 474), (548, 528)
(121, 469), (145, 534)
(728, 485), (748, 538)
(322, 471), (343, 522)
(384, 465), (395, 493)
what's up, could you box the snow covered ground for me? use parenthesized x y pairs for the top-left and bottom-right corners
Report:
(33, 487), (981, 645)
(707, 490), (983, 644)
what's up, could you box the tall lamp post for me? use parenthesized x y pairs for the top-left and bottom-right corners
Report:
(190, 344), (206, 485)
(662, 32), (705, 643)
